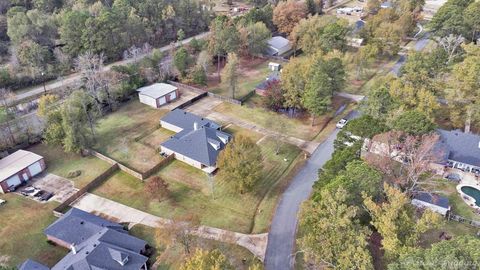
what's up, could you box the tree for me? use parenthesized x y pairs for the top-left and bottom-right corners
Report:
(0, 88), (15, 144)
(428, 0), (472, 39)
(273, 0), (308, 36)
(217, 135), (263, 193)
(388, 236), (480, 270)
(59, 10), (89, 57)
(389, 78), (439, 119)
(436, 34), (465, 63)
(262, 79), (285, 111)
(334, 115), (388, 150)
(391, 110), (436, 135)
(191, 64), (207, 86)
(354, 44), (379, 79)
(299, 188), (373, 269)
(361, 82), (397, 119)
(208, 16), (240, 79)
(242, 22), (271, 56)
(281, 57), (311, 114)
(464, 1), (480, 41)
(221, 53), (239, 99)
(145, 176), (170, 202)
(364, 183), (443, 262)
(179, 249), (233, 270)
(196, 50), (211, 72)
(174, 46), (192, 77)
(16, 40), (51, 77)
(155, 214), (200, 254)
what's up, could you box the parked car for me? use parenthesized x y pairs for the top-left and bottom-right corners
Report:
(20, 186), (37, 196)
(39, 192), (54, 202)
(0, 199), (6, 206)
(336, 119), (348, 129)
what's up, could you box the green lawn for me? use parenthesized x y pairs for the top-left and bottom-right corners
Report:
(28, 143), (111, 188)
(223, 124), (264, 142)
(93, 131), (302, 233)
(129, 224), (262, 270)
(93, 100), (169, 173)
(419, 220), (478, 248)
(0, 107), (6, 124)
(0, 194), (67, 267)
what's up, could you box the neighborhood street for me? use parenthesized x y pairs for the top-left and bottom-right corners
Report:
(264, 110), (360, 270)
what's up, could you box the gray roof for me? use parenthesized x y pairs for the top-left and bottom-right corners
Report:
(0, 150), (43, 181)
(268, 36), (290, 50)
(414, 192), (450, 209)
(137, 83), (177, 99)
(52, 228), (148, 270)
(162, 126), (231, 166)
(255, 72), (280, 91)
(18, 259), (50, 270)
(161, 109), (220, 131)
(44, 208), (125, 246)
(437, 129), (480, 167)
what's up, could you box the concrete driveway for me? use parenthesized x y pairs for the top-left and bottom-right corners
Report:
(161, 88), (203, 111)
(17, 173), (77, 203)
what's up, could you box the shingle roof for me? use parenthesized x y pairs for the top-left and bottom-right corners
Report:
(161, 109), (220, 131)
(437, 129), (480, 167)
(52, 228), (148, 270)
(268, 36), (290, 50)
(255, 72), (280, 91)
(161, 126), (231, 166)
(413, 192), (450, 209)
(44, 208), (124, 246)
(0, 150), (43, 181)
(137, 83), (177, 99)
(18, 259), (50, 270)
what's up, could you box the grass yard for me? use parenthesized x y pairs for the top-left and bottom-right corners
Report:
(0, 194), (67, 267)
(94, 100), (170, 173)
(223, 124), (264, 142)
(27, 143), (111, 188)
(205, 57), (270, 100)
(129, 224), (262, 270)
(140, 128), (176, 149)
(93, 128), (302, 233)
(419, 220), (479, 248)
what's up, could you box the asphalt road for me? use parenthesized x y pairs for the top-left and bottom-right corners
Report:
(264, 110), (360, 270)
(391, 32), (431, 75)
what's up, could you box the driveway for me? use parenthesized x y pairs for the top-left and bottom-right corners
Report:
(264, 110), (360, 270)
(17, 173), (77, 203)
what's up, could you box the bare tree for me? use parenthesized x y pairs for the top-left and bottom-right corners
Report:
(155, 214), (200, 254)
(0, 88), (16, 145)
(144, 176), (170, 202)
(437, 34), (465, 63)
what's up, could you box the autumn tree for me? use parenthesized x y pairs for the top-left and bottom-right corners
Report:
(273, 0), (308, 36)
(179, 249), (233, 270)
(208, 16), (240, 79)
(0, 88), (15, 144)
(262, 79), (285, 111)
(361, 81), (397, 119)
(363, 183), (443, 262)
(221, 53), (239, 99)
(299, 188), (373, 269)
(280, 56), (312, 114)
(155, 214), (200, 254)
(391, 110), (436, 135)
(354, 44), (379, 79)
(241, 22), (271, 56)
(145, 176), (170, 202)
(217, 134), (263, 193)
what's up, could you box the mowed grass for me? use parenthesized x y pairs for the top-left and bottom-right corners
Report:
(419, 220), (478, 248)
(93, 128), (302, 233)
(27, 143), (111, 188)
(129, 224), (262, 270)
(94, 100), (169, 173)
(0, 194), (67, 267)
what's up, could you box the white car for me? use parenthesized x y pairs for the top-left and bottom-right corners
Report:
(336, 118), (348, 129)
(0, 199), (6, 206)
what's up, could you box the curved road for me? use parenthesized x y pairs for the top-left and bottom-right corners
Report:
(265, 110), (360, 270)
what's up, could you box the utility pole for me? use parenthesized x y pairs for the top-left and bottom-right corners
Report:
(41, 72), (47, 95)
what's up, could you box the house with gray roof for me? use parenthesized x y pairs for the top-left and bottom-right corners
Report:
(266, 36), (292, 57)
(160, 109), (231, 173)
(20, 208), (149, 270)
(412, 192), (451, 216)
(436, 129), (480, 174)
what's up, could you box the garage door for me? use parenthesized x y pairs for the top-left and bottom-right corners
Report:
(170, 91), (177, 100)
(6, 175), (21, 188)
(158, 96), (167, 105)
(28, 162), (43, 177)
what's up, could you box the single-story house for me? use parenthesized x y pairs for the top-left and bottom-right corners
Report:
(411, 192), (451, 216)
(266, 36), (292, 57)
(29, 208), (149, 270)
(160, 109), (231, 173)
(18, 259), (50, 270)
(0, 150), (45, 193)
(137, 83), (179, 108)
(255, 72), (280, 96)
(435, 129), (480, 175)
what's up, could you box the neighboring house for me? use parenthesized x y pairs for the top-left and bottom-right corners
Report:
(160, 109), (231, 173)
(255, 72), (280, 96)
(18, 259), (50, 270)
(436, 129), (480, 175)
(0, 150), (45, 193)
(137, 83), (179, 108)
(23, 208), (149, 270)
(411, 192), (451, 216)
(266, 36), (292, 57)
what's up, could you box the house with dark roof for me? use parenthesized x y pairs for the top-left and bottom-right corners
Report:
(255, 71), (280, 96)
(411, 192), (451, 216)
(20, 208), (149, 270)
(160, 109), (231, 173)
(435, 129), (480, 174)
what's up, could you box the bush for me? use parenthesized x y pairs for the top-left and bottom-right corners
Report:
(67, 170), (82, 178)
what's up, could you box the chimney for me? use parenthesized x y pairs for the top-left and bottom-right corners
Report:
(194, 122), (199, 130)
(71, 244), (77, 254)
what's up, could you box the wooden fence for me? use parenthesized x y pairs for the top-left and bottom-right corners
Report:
(53, 163), (119, 216)
(167, 80), (245, 105)
(449, 214), (480, 228)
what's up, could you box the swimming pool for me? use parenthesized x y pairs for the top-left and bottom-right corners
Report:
(461, 186), (480, 207)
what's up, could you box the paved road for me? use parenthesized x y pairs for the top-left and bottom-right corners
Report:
(13, 32), (210, 103)
(264, 110), (360, 270)
(391, 32), (431, 75)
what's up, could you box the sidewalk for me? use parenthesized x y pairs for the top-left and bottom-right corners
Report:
(72, 193), (268, 261)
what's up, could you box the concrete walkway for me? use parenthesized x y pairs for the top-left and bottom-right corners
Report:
(72, 193), (268, 261)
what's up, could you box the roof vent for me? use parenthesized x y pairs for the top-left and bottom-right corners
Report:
(194, 122), (199, 130)
(80, 221), (84, 225)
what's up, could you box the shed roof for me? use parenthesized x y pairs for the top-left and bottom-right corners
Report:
(0, 150), (43, 181)
(437, 129), (480, 167)
(268, 36), (290, 50)
(137, 83), (177, 99)
(255, 72), (280, 91)
(413, 192), (450, 209)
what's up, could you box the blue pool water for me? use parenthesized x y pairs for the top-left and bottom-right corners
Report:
(461, 186), (480, 207)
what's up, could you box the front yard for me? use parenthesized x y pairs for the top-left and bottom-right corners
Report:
(0, 194), (67, 268)
(92, 126), (302, 233)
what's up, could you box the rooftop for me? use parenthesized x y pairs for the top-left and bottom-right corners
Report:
(437, 129), (480, 167)
(18, 259), (50, 270)
(137, 83), (177, 99)
(0, 150), (43, 181)
(255, 72), (280, 91)
(267, 36), (290, 50)
(413, 192), (450, 209)
(161, 109), (221, 131)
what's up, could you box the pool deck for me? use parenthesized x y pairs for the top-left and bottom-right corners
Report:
(454, 169), (480, 210)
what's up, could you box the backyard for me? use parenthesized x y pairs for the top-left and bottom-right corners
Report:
(92, 126), (302, 233)
(93, 100), (171, 173)
(0, 194), (67, 268)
